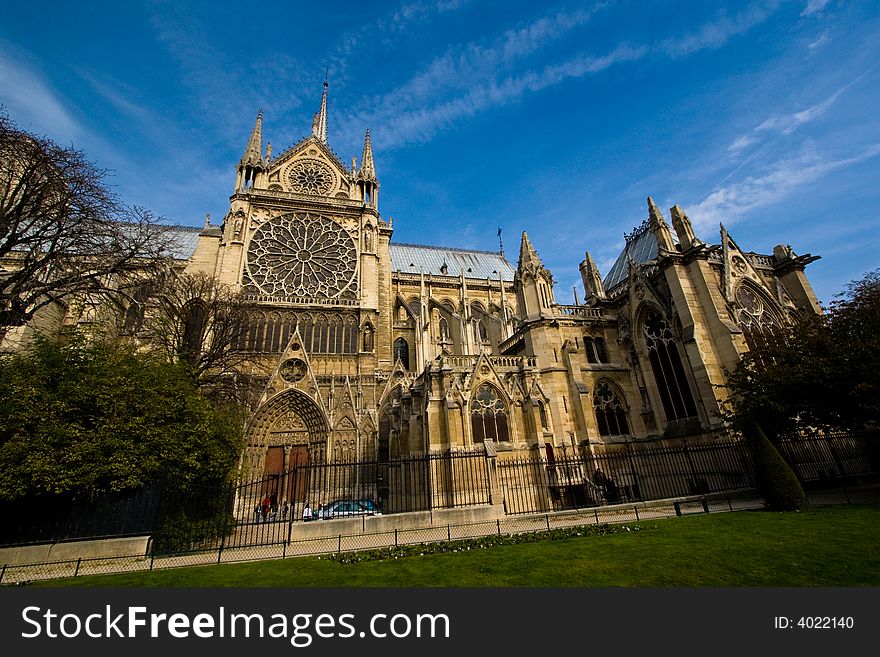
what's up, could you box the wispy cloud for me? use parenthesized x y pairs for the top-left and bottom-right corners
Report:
(349, 2), (780, 150)
(726, 68), (870, 154)
(0, 42), (83, 142)
(808, 30), (831, 51)
(801, 0), (831, 17)
(691, 144), (880, 230)
(660, 1), (781, 57)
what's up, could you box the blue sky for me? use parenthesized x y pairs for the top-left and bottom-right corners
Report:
(1, 0), (878, 305)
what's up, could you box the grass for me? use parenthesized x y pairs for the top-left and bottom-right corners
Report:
(35, 505), (880, 587)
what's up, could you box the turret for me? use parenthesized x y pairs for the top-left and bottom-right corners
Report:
(236, 111), (266, 191)
(356, 129), (379, 209)
(515, 232), (555, 320)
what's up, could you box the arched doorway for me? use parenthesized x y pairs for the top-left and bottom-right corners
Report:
(246, 389), (329, 504)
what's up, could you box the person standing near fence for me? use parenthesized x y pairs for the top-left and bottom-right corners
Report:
(302, 502), (312, 522)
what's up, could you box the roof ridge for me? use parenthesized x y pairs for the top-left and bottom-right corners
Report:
(392, 241), (511, 258)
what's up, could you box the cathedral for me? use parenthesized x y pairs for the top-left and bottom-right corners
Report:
(168, 81), (822, 478)
(11, 82), (823, 480)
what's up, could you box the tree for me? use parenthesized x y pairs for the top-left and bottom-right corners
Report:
(0, 111), (175, 329)
(0, 332), (245, 502)
(725, 269), (880, 438)
(136, 269), (257, 402)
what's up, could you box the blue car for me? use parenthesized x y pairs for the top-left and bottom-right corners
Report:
(315, 499), (381, 519)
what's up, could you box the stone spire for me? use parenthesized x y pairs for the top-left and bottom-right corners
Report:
(239, 110), (264, 168)
(647, 196), (675, 252)
(579, 250), (606, 300)
(358, 129), (377, 182)
(517, 231), (544, 274)
(669, 204), (699, 250)
(515, 232), (554, 319)
(312, 77), (328, 143)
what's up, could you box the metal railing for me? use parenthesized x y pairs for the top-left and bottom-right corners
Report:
(498, 439), (755, 515)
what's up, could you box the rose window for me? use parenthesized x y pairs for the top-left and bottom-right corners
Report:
(287, 160), (336, 195)
(245, 213), (357, 299)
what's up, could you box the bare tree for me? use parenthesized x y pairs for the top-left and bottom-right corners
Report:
(138, 269), (256, 398)
(0, 111), (175, 328)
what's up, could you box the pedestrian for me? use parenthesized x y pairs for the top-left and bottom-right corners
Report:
(262, 495), (271, 522)
(302, 501), (312, 522)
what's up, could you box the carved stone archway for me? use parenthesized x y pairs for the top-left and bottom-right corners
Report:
(247, 388), (330, 478)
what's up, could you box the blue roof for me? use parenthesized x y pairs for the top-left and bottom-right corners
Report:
(390, 242), (515, 281)
(603, 223), (658, 291)
(162, 225), (202, 260)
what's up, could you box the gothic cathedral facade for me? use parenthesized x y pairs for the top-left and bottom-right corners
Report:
(177, 83), (821, 477)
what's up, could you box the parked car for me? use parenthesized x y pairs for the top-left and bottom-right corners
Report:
(315, 499), (381, 520)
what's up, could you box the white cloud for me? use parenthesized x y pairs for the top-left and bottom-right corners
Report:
(0, 43), (82, 142)
(690, 144), (880, 230)
(808, 30), (831, 51)
(801, 0), (831, 17)
(660, 1), (781, 57)
(755, 87), (844, 134)
(348, 2), (778, 150)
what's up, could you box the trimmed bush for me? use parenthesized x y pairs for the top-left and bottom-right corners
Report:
(748, 425), (808, 511)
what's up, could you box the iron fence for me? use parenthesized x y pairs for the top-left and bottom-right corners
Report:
(498, 439), (755, 515)
(149, 450), (491, 554)
(776, 431), (880, 483)
(0, 482), (164, 548)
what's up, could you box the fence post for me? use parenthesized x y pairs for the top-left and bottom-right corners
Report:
(217, 532), (225, 564)
(447, 524), (451, 541)
(338, 535), (342, 554)
(0, 564), (6, 585)
(545, 514), (550, 531)
(150, 553), (155, 570)
(701, 497), (710, 514)
(394, 528), (398, 547)
(496, 519), (501, 535)
(594, 509), (599, 526)
(74, 558), (82, 578)
(634, 505), (640, 521)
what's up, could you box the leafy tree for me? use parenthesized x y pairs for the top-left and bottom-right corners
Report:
(0, 332), (245, 502)
(725, 269), (880, 438)
(0, 111), (175, 329)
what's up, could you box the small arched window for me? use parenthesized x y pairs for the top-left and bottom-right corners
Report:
(594, 337), (608, 363)
(393, 337), (410, 370)
(584, 337), (598, 364)
(593, 381), (630, 436)
(538, 401), (549, 431)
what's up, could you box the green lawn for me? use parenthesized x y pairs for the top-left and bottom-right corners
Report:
(37, 506), (880, 587)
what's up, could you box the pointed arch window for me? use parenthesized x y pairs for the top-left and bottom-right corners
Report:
(393, 337), (410, 370)
(734, 284), (781, 353)
(538, 401), (549, 432)
(470, 383), (509, 443)
(643, 310), (698, 422)
(593, 381), (630, 436)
